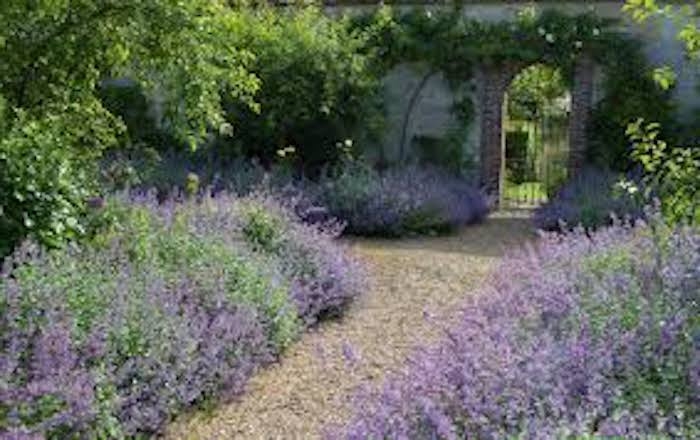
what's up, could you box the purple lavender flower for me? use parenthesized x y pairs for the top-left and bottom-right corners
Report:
(1, 189), (364, 438)
(315, 164), (488, 237)
(534, 167), (646, 231)
(332, 218), (699, 439)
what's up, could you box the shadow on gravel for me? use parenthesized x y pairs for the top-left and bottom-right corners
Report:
(348, 210), (537, 258)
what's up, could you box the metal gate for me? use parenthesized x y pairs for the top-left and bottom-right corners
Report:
(500, 115), (569, 208)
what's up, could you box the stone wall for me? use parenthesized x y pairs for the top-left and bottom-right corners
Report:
(337, 1), (699, 173)
(379, 64), (460, 163)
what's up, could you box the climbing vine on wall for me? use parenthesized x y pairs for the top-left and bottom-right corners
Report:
(350, 5), (675, 172)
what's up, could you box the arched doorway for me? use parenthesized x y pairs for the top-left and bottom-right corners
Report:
(477, 57), (595, 206)
(500, 64), (570, 208)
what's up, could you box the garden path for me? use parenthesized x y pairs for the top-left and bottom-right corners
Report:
(166, 210), (535, 440)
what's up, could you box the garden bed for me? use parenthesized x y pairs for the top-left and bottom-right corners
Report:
(1, 192), (364, 438)
(332, 216), (699, 438)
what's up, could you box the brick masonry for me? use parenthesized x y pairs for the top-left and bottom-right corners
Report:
(477, 58), (595, 203)
(477, 63), (521, 198)
(568, 56), (595, 175)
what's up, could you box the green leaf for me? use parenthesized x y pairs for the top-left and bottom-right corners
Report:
(652, 66), (677, 90)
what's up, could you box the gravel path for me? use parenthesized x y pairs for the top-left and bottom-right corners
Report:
(166, 211), (535, 440)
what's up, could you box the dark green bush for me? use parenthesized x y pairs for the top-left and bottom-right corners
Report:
(221, 7), (383, 172)
(588, 37), (676, 171)
(412, 134), (474, 175)
(98, 80), (178, 151)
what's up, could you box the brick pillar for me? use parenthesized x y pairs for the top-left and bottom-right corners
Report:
(478, 64), (521, 202)
(568, 56), (595, 174)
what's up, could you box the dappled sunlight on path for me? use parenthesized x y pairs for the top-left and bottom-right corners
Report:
(165, 210), (535, 439)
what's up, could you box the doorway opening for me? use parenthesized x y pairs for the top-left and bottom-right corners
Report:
(500, 64), (570, 208)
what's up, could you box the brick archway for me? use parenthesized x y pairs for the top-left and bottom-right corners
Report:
(477, 56), (595, 202)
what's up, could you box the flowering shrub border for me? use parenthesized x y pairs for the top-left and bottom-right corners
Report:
(533, 167), (646, 231)
(1, 191), (364, 438)
(333, 216), (699, 439)
(312, 164), (489, 237)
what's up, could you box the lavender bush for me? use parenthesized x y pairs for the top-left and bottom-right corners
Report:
(237, 191), (365, 325)
(1, 191), (364, 438)
(334, 217), (699, 439)
(315, 163), (488, 237)
(102, 152), (487, 238)
(534, 167), (645, 231)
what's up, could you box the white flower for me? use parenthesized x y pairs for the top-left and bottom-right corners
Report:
(592, 28), (600, 37)
(426, 10), (432, 19)
(574, 40), (583, 49)
(616, 179), (639, 196)
(344, 139), (353, 148)
(545, 33), (555, 43)
(218, 122), (233, 137)
(538, 27), (546, 36)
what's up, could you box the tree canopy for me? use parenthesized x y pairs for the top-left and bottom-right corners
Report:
(0, 0), (261, 253)
(0, 0), (260, 145)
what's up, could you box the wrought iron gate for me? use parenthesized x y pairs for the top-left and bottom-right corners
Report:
(500, 115), (569, 208)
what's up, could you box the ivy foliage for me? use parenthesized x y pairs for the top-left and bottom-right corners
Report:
(0, 0), (260, 254)
(586, 35), (675, 171)
(349, 6), (674, 171)
(351, 7), (613, 81)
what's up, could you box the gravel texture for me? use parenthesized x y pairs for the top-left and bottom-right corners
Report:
(165, 211), (535, 440)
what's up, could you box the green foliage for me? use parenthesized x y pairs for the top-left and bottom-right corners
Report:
(0, 0), (261, 255)
(652, 65), (678, 91)
(241, 203), (285, 254)
(185, 172), (200, 197)
(222, 6), (383, 172)
(351, 7), (672, 173)
(98, 82), (154, 142)
(400, 205), (445, 236)
(0, 0), (259, 143)
(619, 1), (699, 226)
(0, 102), (122, 256)
(93, 198), (301, 349)
(412, 135), (466, 174)
(587, 35), (676, 171)
(319, 159), (377, 218)
(97, 80), (177, 151)
(0, 94), (7, 135)
(626, 119), (699, 224)
(624, 0), (700, 60)
(352, 7), (613, 78)
(508, 64), (568, 121)
(504, 130), (533, 184)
